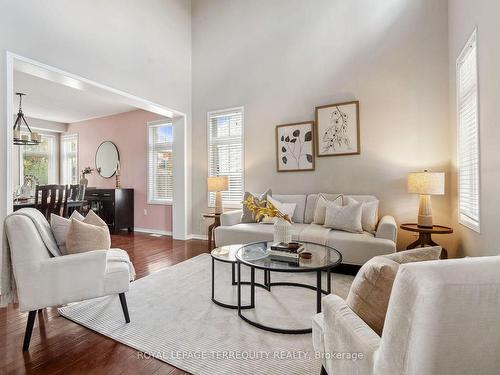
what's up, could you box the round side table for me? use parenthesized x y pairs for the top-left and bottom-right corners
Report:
(211, 244), (268, 309)
(399, 223), (453, 259)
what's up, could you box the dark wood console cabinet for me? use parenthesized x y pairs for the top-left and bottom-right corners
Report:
(85, 188), (134, 233)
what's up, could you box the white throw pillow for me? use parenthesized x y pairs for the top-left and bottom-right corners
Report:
(50, 211), (85, 254)
(260, 196), (297, 224)
(313, 193), (342, 225)
(323, 200), (363, 233)
(345, 196), (379, 233)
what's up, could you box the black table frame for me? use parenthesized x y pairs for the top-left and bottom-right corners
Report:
(236, 252), (342, 334)
(211, 255), (269, 310)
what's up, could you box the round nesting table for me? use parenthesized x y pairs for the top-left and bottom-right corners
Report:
(210, 244), (268, 310)
(236, 241), (342, 334)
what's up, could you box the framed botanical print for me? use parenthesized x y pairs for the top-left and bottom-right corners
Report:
(276, 121), (315, 172)
(315, 100), (360, 157)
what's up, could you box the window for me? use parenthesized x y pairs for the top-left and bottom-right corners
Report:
(207, 107), (244, 207)
(61, 134), (78, 185)
(457, 29), (480, 232)
(20, 133), (56, 186)
(148, 121), (173, 204)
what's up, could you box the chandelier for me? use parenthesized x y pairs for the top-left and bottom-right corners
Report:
(13, 93), (41, 146)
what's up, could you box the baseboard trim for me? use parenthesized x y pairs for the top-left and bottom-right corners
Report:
(133, 227), (172, 236)
(189, 234), (209, 241)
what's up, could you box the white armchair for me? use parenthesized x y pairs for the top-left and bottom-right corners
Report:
(313, 256), (500, 375)
(4, 213), (134, 351)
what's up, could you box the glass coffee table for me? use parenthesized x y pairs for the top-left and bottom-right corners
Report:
(236, 241), (342, 334)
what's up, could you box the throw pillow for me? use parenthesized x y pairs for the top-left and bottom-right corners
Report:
(50, 211), (85, 254)
(65, 219), (111, 254)
(84, 209), (108, 228)
(346, 246), (442, 336)
(260, 195), (297, 224)
(323, 200), (363, 233)
(344, 196), (379, 233)
(313, 193), (342, 225)
(241, 189), (272, 223)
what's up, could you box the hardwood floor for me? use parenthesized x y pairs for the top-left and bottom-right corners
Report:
(0, 232), (209, 375)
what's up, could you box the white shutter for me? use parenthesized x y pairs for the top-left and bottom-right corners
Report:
(207, 107), (244, 207)
(147, 122), (173, 204)
(457, 29), (480, 232)
(62, 134), (78, 185)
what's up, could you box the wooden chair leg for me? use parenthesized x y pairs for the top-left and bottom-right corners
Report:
(119, 293), (130, 323)
(23, 311), (37, 352)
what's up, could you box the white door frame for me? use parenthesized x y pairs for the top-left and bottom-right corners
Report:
(3, 51), (189, 239)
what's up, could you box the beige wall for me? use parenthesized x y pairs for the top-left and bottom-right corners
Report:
(448, 0), (500, 256)
(0, 0), (192, 235)
(192, 0), (454, 251)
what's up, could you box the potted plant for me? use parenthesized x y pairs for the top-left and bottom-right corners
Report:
(242, 196), (292, 243)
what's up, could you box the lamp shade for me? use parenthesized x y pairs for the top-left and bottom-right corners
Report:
(407, 171), (445, 195)
(207, 176), (228, 192)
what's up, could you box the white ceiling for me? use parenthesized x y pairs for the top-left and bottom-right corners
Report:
(13, 70), (137, 124)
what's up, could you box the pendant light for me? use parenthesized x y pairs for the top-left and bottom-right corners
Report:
(13, 92), (41, 146)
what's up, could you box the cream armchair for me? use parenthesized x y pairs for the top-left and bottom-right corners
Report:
(313, 256), (500, 375)
(4, 213), (134, 351)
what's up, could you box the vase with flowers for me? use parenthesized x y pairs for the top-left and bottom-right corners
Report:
(242, 195), (292, 243)
(80, 166), (94, 187)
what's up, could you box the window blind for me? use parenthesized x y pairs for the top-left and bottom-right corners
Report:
(208, 107), (244, 207)
(148, 122), (173, 204)
(62, 134), (78, 185)
(457, 30), (480, 232)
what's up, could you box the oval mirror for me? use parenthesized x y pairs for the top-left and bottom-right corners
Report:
(95, 141), (119, 178)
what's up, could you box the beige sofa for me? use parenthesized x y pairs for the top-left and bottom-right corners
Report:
(214, 194), (397, 266)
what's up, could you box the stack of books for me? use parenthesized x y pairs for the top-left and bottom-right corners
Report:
(268, 242), (305, 262)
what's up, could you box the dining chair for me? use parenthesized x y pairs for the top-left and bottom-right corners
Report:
(66, 184), (86, 216)
(34, 185), (69, 220)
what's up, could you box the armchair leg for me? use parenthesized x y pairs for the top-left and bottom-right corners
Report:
(23, 311), (37, 352)
(119, 293), (130, 323)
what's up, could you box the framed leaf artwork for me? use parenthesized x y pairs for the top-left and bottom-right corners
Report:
(315, 100), (360, 157)
(275, 121), (315, 172)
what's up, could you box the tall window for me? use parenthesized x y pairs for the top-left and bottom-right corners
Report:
(457, 29), (480, 232)
(148, 121), (173, 204)
(62, 134), (78, 185)
(20, 133), (56, 185)
(208, 107), (244, 207)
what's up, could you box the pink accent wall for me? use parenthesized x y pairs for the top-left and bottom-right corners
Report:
(66, 110), (173, 233)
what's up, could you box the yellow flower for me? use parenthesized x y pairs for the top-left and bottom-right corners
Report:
(242, 196), (290, 223)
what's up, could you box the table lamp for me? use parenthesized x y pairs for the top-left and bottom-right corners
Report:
(407, 170), (445, 228)
(207, 176), (228, 214)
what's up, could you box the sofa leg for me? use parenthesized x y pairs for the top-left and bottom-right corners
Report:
(22, 311), (37, 352)
(320, 365), (328, 375)
(119, 293), (130, 323)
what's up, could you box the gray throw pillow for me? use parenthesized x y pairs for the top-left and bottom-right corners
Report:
(241, 189), (272, 223)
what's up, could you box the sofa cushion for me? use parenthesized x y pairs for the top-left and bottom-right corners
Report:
(272, 194), (307, 223)
(313, 194), (343, 225)
(346, 247), (442, 336)
(66, 219), (111, 254)
(215, 223), (311, 247)
(345, 196), (379, 233)
(241, 189), (272, 223)
(324, 200), (363, 233)
(260, 195), (297, 224)
(305, 193), (342, 224)
(50, 211), (85, 254)
(325, 230), (396, 265)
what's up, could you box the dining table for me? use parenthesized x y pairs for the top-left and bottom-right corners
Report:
(13, 198), (86, 215)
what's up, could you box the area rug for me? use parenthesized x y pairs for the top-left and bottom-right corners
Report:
(59, 254), (354, 375)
